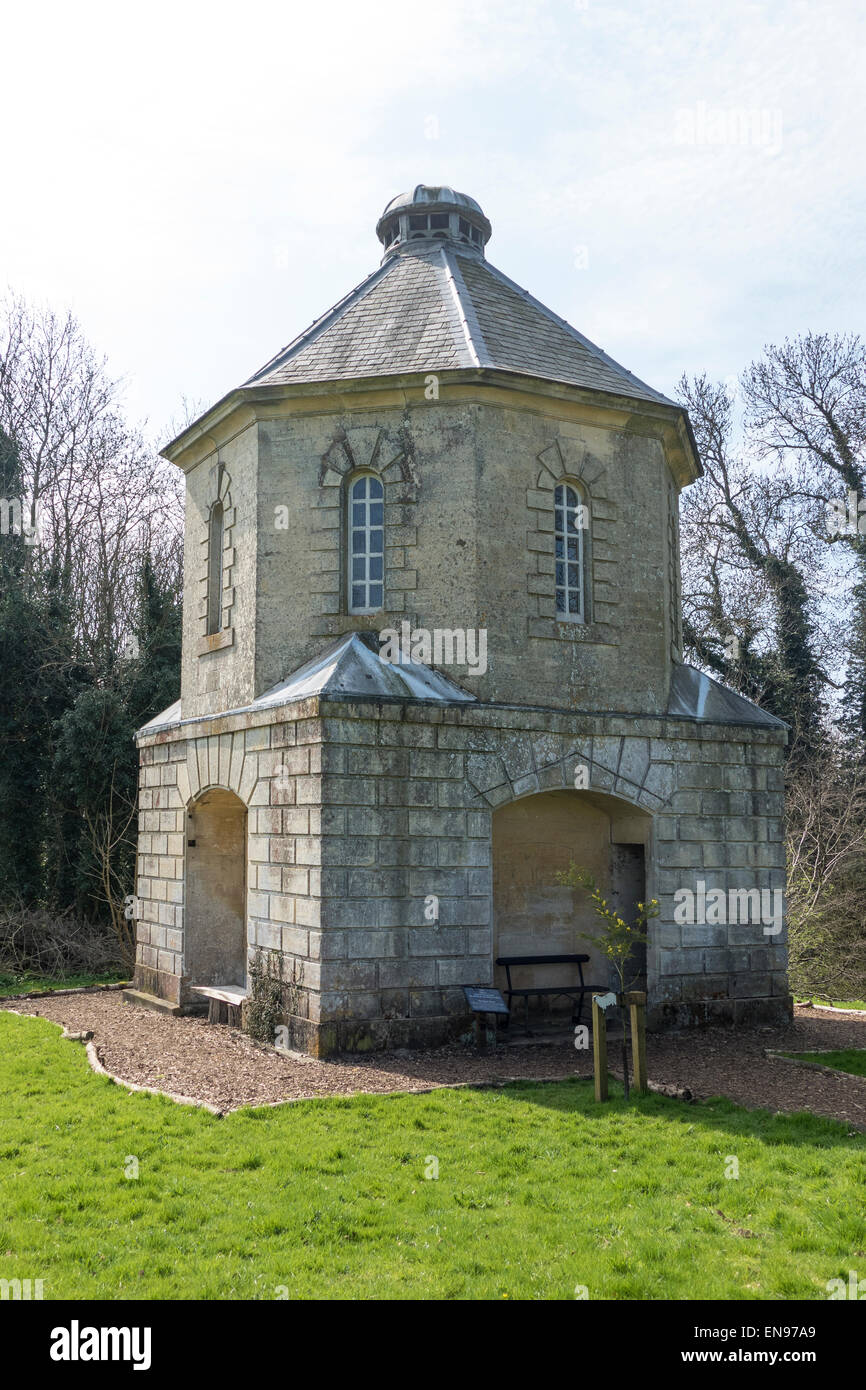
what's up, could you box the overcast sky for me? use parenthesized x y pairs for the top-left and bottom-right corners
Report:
(4, 0), (864, 441)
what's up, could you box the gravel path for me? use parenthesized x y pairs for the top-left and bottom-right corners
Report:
(3, 993), (866, 1125)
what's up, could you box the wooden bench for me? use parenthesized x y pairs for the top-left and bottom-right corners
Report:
(495, 953), (609, 1033)
(189, 983), (247, 1027)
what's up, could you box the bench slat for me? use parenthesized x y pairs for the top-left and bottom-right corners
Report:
(496, 954), (589, 966)
(506, 985), (609, 996)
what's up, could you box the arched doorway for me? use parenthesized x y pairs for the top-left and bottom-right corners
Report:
(492, 789), (651, 1022)
(184, 787), (248, 990)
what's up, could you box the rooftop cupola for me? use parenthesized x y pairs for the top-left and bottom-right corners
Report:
(375, 184), (492, 259)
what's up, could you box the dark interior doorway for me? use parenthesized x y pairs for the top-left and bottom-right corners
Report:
(610, 842), (647, 991)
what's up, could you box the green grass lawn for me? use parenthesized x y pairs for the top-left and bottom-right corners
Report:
(796, 997), (866, 1011)
(1, 1011), (864, 1301)
(0, 970), (128, 998)
(784, 1049), (866, 1078)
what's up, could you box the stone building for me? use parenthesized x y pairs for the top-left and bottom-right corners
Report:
(126, 184), (791, 1053)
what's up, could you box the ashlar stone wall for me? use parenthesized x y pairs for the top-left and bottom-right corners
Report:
(175, 378), (693, 726)
(133, 692), (789, 1053)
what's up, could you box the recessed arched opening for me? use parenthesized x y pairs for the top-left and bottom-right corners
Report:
(492, 788), (651, 1026)
(184, 787), (247, 993)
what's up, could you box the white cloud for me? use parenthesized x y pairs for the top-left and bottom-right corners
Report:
(2, 0), (864, 428)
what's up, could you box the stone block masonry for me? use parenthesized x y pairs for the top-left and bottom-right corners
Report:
(139, 185), (785, 1053)
(132, 691), (790, 1054)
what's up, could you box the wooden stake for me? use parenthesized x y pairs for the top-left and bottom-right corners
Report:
(625, 990), (648, 1094)
(592, 995), (608, 1101)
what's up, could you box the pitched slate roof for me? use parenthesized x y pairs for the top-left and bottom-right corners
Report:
(137, 635), (475, 736)
(140, 652), (785, 739)
(246, 240), (674, 407)
(667, 665), (789, 729)
(252, 633), (476, 705)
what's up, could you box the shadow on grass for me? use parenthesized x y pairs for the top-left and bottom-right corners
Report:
(497, 1072), (866, 1154)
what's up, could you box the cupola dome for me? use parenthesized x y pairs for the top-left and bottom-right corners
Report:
(375, 184), (492, 257)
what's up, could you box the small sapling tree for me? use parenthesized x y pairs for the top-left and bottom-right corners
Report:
(555, 864), (658, 1098)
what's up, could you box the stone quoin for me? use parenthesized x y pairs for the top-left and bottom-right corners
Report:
(125, 184), (791, 1054)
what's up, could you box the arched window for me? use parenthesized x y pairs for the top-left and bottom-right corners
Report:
(348, 474), (384, 614)
(206, 500), (224, 635)
(554, 483), (586, 622)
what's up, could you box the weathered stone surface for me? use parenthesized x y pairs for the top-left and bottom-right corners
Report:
(132, 698), (790, 1050)
(130, 195), (790, 1052)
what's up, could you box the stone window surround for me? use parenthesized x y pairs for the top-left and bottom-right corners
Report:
(312, 426), (419, 637)
(311, 426), (623, 647)
(196, 462), (236, 657)
(528, 439), (617, 645)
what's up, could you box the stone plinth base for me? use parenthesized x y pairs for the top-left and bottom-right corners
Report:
(279, 1011), (469, 1058)
(648, 994), (793, 1031)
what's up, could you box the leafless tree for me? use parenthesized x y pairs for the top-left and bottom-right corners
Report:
(742, 333), (866, 495)
(0, 291), (183, 671)
(84, 768), (138, 967)
(677, 371), (827, 755)
(741, 333), (866, 746)
(786, 753), (866, 1000)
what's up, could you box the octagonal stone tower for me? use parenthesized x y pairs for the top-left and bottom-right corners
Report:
(128, 184), (791, 1053)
